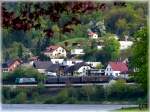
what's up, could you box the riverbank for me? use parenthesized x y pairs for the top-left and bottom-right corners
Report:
(2, 104), (139, 112)
(114, 107), (148, 112)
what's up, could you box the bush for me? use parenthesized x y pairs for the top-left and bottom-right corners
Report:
(14, 91), (27, 104)
(3, 67), (45, 83)
(55, 88), (69, 103)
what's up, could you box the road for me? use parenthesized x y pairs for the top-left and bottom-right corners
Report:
(2, 83), (135, 87)
(2, 104), (138, 112)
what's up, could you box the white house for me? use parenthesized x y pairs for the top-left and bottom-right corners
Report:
(44, 45), (67, 59)
(64, 62), (91, 76)
(77, 65), (91, 76)
(119, 41), (133, 50)
(86, 62), (101, 68)
(97, 45), (103, 50)
(71, 48), (85, 55)
(105, 61), (129, 78)
(88, 32), (98, 39)
(62, 59), (83, 66)
(51, 59), (64, 64)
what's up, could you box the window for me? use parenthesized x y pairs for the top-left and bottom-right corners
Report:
(115, 73), (118, 76)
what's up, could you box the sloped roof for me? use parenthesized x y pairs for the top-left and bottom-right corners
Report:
(88, 32), (97, 36)
(33, 61), (53, 69)
(47, 64), (60, 72)
(44, 45), (60, 52)
(2, 59), (21, 68)
(64, 62), (90, 73)
(109, 61), (128, 72)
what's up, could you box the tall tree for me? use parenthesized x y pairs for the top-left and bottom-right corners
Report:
(130, 27), (148, 93)
(18, 44), (23, 58)
(103, 36), (120, 61)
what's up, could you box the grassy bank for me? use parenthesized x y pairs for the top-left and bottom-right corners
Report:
(114, 107), (148, 112)
(2, 81), (147, 104)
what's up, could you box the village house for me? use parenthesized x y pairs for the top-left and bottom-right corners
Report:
(51, 59), (64, 64)
(88, 31), (98, 39)
(33, 61), (53, 74)
(28, 56), (39, 65)
(43, 45), (67, 59)
(71, 48), (85, 55)
(119, 41), (133, 50)
(64, 62), (91, 76)
(105, 61), (129, 79)
(2, 59), (22, 72)
(46, 64), (66, 76)
(33, 61), (66, 76)
(86, 62), (102, 68)
(62, 59), (83, 66)
(87, 69), (105, 76)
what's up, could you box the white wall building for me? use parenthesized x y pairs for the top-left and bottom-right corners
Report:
(51, 59), (64, 64)
(119, 41), (133, 50)
(105, 62), (129, 78)
(44, 45), (67, 59)
(63, 59), (83, 66)
(76, 65), (91, 76)
(86, 62), (101, 68)
(71, 48), (85, 55)
(88, 32), (98, 39)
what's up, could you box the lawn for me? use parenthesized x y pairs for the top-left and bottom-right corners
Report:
(114, 107), (148, 112)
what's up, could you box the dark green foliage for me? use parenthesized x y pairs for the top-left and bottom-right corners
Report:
(2, 67), (45, 84)
(130, 27), (148, 93)
(18, 44), (23, 58)
(2, 83), (145, 104)
(14, 91), (27, 104)
(105, 80), (145, 100)
(104, 4), (147, 37)
(103, 37), (120, 61)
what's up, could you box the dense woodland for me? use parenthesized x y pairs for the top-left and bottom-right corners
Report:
(2, 2), (147, 64)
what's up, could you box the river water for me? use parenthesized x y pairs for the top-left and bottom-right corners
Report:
(1, 104), (138, 112)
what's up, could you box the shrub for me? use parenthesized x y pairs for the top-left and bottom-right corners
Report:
(14, 91), (27, 104)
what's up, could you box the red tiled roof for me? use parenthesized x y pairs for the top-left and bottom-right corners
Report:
(45, 45), (60, 52)
(109, 61), (128, 72)
(88, 32), (96, 36)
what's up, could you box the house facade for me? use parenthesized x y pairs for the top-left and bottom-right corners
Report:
(71, 48), (85, 55)
(44, 45), (67, 58)
(86, 62), (101, 68)
(119, 41), (133, 50)
(105, 61), (129, 78)
(64, 62), (91, 76)
(33, 61), (53, 74)
(2, 59), (21, 72)
(88, 32), (98, 39)
(62, 59), (83, 66)
(51, 59), (64, 64)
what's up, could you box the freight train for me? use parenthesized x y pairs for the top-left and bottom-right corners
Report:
(45, 76), (110, 84)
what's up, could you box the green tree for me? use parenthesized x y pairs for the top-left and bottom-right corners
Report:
(103, 36), (120, 61)
(81, 85), (96, 102)
(104, 4), (146, 37)
(130, 27), (148, 93)
(4, 67), (45, 83)
(52, 24), (61, 41)
(18, 44), (23, 58)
